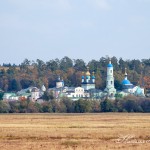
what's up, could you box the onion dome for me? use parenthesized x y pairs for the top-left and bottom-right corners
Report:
(92, 72), (95, 79)
(122, 79), (131, 85)
(85, 66), (91, 76)
(107, 64), (113, 67)
(82, 72), (85, 79)
(86, 76), (89, 79)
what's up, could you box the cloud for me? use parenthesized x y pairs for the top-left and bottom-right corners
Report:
(88, 0), (111, 11)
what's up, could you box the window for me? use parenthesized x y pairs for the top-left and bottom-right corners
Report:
(111, 81), (113, 85)
(110, 70), (112, 73)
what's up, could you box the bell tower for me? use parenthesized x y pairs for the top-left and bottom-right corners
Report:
(104, 58), (116, 96)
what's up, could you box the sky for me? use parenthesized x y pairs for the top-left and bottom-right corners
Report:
(0, 0), (150, 65)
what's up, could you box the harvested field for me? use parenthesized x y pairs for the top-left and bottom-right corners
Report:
(0, 113), (149, 150)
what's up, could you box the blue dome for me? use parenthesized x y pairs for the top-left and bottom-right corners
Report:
(86, 76), (90, 79)
(82, 76), (84, 79)
(107, 64), (113, 67)
(92, 76), (95, 79)
(122, 79), (131, 85)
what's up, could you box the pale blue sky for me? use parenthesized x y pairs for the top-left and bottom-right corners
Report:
(0, 0), (150, 65)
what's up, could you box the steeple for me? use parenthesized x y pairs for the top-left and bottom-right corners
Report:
(124, 68), (128, 80)
(107, 57), (113, 68)
(104, 57), (116, 97)
(109, 57), (111, 64)
(121, 68), (131, 85)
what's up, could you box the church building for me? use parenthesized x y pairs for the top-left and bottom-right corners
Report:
(104, 58), (116, 97)
(81, 67), (95, 90)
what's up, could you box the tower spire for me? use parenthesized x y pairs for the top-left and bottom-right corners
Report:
(109, 57), (111, 64)
(104, 57), (116, 97)
(92, 71), (95, 76)
(125, 68), (127, 80)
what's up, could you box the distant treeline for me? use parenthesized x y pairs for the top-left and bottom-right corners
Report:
(1, 56), (150, 92)
(0, 96), (150, 113)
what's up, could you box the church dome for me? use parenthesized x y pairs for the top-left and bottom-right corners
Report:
(92, 72), (95, 79)
(122, 79), (131, 85)
(86, 76), (90, 79)
(92, 76), (95, 79)
(107, 58), (113, 67)
(85, 66), (91, 76)
(107, 63), (113, 67)
(85, 71), (90, 76)
(82, 76), (84, 79)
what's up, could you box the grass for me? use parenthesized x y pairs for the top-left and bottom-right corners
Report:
(0, 113), (149, 150)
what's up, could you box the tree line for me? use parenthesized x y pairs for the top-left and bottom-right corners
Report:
(0, 96), (150, 113)
(1, 56), (150, 93)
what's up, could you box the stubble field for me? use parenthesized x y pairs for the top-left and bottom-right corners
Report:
(0, 113), (149, 150)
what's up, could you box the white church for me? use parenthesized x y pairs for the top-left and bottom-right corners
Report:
(48, 58), (145, 100)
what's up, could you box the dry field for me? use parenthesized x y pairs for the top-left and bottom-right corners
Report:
(0, 113), (149, 150)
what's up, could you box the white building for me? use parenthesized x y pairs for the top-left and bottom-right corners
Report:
(3, 93), (19, 101)
(56, 76), (64, 89)
(104, 58), (116, 97)
(31, 87), (40, 101)
(81, 67), (95, 90)
(67, 87), (90, 100)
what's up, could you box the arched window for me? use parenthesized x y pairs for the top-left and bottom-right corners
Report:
(111, 81), (113, 85)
